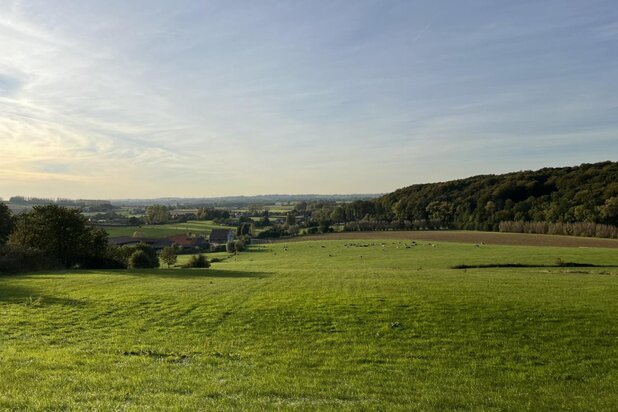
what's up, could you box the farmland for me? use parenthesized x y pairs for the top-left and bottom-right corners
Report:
(100, 220), (236, 238)
(1, 236), (618, 410)
(282, 230), (618, 249)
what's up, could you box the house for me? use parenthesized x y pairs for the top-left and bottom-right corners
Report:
(166, 234), (209, 250)
(209, 228), (235, 244)
(169, 209), (198, 219)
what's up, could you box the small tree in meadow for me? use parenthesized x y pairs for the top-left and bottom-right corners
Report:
(128, 250), (153, 269)
(127, 243), (159, 269)
(160, 246), (177, 268)
(226, 240), (236, 253)
(185, 254), (210, 268)
(234, 238), (246, 252)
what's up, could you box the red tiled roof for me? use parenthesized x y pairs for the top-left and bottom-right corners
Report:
(167, 234), (206, 247)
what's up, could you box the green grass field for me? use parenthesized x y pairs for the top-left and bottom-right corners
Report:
(1, 239), (618, 410)
(100, 220), (236, 238)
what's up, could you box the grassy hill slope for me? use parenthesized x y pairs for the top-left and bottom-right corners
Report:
(1, 240), (617, 410)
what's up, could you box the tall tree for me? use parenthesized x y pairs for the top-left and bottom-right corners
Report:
(0, 203), (14, 245)
(9, 205), (108, 267)
(159, 246), (178, 268)
(145, 205), (170, 224)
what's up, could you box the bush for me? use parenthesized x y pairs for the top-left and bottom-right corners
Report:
(160, 246), (178, 268)
(128, 250), (154, 269)
(131, 243), (160, 268)
(125, 243), (159, 269)
(226, 241), (236, 253)
(77, 245), (129, 269)
(77, 255), (127, 269)
(0, 245), (60, 274)
(256, 226), (285, 239)
(234, 238), (246, 252)
(184, 254), (210, 268)
(306, 227), (319, 234)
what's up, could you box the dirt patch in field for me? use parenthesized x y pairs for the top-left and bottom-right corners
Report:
(276, 231), (618, 249)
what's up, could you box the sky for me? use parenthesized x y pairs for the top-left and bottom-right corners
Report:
(0, 0), (617, 199)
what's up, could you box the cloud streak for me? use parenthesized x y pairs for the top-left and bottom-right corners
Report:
(0, 0), (617, 199)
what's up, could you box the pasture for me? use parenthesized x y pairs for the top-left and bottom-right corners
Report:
(100, 220), (235, 238)
(1, 237), (618, 410)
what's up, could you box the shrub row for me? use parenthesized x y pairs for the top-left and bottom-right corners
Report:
(0, 245), (61, 274)
(498, 221), (618, 239)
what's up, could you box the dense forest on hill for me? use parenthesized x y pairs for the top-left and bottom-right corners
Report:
(375, 161), (618, 231)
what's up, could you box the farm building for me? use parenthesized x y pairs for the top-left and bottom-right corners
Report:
(169, 209), (198, 219)
(209, 229), (236, 244)
(166, 234), (209, 250)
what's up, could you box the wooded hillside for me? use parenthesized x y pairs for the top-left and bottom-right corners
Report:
(376, 161), (618, 231)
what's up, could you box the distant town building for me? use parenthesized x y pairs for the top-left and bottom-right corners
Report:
(209, 229), (235, 244)
(166, 234), (209, 249)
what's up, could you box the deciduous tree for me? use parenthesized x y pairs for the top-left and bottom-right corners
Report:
(160, 246), (178, 268)
(0, 203), (14, 245)
(9, 205), (108, 268)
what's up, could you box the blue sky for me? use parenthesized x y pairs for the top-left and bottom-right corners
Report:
(0, 0), (617, 199)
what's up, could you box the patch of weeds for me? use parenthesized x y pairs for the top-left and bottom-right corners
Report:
(122, 349), (192, 363)
(24, 296), (44, 307)
(209, 351), (243, 360)
(451, 262), (599, 269)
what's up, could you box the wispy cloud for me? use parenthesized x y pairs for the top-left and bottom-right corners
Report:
(0, 0), (617, 198)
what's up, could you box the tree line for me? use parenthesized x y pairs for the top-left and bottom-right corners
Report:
(0, 204), (164, 273)
(374, 161), (617, 235)
(252, 162), (618, 239)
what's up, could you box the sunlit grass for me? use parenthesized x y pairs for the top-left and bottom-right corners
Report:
(1, 239), (617, 410)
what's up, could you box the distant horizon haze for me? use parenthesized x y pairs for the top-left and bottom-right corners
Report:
(2, 159), (615, 201)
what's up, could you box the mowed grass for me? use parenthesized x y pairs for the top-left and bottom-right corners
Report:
(101, 220), (235, 238)
(1, 239), (618, 410)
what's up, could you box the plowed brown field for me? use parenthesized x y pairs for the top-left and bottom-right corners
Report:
(277, 231), (618, 248)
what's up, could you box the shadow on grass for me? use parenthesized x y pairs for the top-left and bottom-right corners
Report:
(451, 263), (612, 269)
(242, 246), (271, 253)
(0, 283), (88, 306)
(124, 268), (270, 279)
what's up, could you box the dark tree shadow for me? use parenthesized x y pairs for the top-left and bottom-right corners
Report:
(0, 282), (87, 306)
(73, 268), (271, 279)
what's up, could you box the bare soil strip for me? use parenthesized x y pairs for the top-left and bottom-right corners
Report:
(276, 231), (618, 249)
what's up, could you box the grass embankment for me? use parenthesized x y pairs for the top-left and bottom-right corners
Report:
(1, 239), (618, 410)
